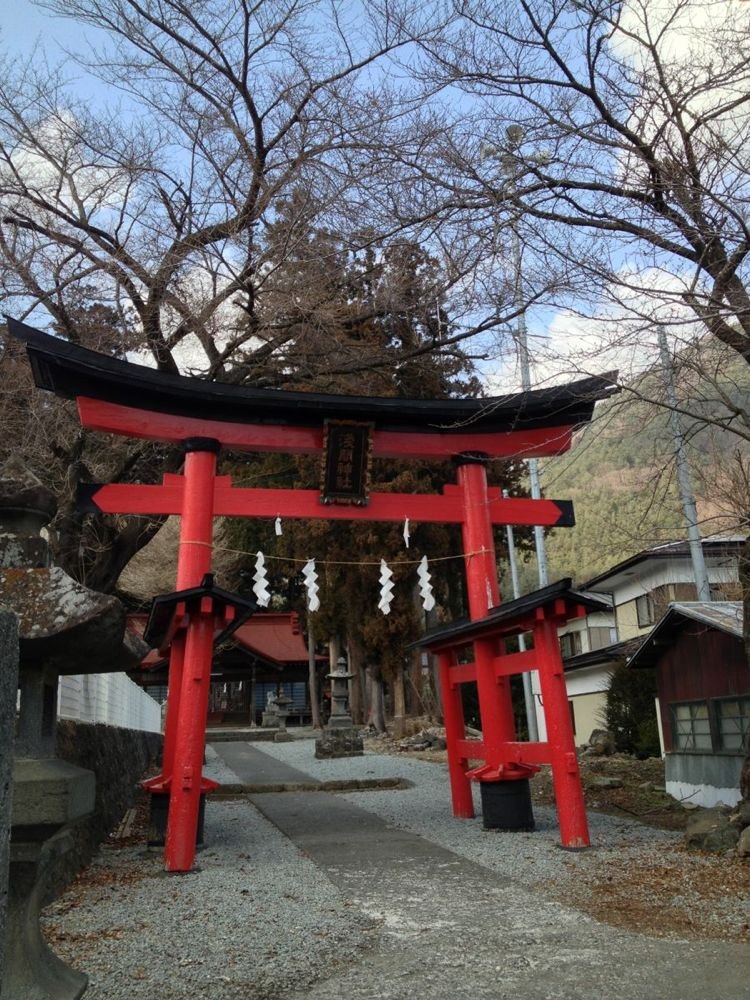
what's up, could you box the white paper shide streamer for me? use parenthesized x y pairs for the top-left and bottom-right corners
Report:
(378, 559), (394, 615)
(253, 551), (271, 607)
(274, 516), (283, 536)
(302, 558), (320, 612)
(402, 517), (410, 549)
(417, 555), (435, 612)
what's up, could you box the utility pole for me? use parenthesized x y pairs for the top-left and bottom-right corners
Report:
(657, 326), (711, 601)
(504, 490), (540, 740)
(496, 124), (549, 588)
(511, 224), (549, 587)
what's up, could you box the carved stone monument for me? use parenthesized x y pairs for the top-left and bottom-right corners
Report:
(261, 689), (279, 728)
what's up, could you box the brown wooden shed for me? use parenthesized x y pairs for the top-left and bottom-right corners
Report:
(628, 602), (748, 806)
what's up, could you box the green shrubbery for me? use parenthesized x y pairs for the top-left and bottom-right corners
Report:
(604, 663), (661, 758)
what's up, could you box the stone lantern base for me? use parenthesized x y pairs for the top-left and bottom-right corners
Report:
(4, 829), (88, 1000)
(4, 758), (95, 1000)
(314, 728), (364, 759)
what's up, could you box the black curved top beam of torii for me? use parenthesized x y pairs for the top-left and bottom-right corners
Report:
(7, 317), (618, 441)
(6, 316), (617, 528)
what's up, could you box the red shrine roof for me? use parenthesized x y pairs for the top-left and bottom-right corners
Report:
(231, 612), (310, 665)
(127, 610), (311, 670)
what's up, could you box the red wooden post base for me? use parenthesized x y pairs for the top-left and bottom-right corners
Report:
(422, 588), (592, 850)
(165, 602), (218, 870)
(533, 614), (589, 849)
(438, 652), (474, 818)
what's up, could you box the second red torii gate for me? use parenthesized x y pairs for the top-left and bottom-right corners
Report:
(9, 317), (618, 872)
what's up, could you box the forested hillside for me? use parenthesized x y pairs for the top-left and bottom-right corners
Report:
(539, 350), (750, 588)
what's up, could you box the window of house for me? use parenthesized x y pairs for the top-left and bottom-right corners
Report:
(559, 631), (582, 659)
(588, 626), (614, 651)
(716, 698), (750, 753)
(672, 701), (712, 751)
(635, 593), (656, 628)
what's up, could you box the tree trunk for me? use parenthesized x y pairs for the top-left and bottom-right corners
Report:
(249, 666), (257, 727)
(392, 662), (406, 738)
(740, 536), (750, 801)
(367, 664), (386, 733)
(347, 634), (365, 725)
(307, 619), (321, 730)
(329, 634), (341, 671)
(358, 660), (369, 726)
(432, 656), (444, 725)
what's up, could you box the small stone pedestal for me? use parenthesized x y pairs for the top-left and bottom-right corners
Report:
(6, 761), (95, 1000)
(315, 656), (363, 759)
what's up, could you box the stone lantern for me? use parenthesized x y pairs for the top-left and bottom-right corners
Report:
(272, 689), (293, 742)
(0, 461), (143, 999)
(314, 654), (363, 759)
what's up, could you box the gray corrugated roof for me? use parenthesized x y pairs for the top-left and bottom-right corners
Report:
(627, 601), (743, 670)
(664, 601), (743, 638)
(563, 636), (642, 672)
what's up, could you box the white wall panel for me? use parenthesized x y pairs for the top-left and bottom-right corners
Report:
(58, 673), (161, 733)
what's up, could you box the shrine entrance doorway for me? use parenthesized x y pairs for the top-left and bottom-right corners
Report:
(10, 318), (616, 871)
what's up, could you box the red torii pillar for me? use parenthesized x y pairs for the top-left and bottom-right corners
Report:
(140, 440), (224, 870)
(163, 441), (220, 870)
(448, 455), (517, 817)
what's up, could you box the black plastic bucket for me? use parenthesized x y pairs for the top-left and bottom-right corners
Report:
(147, 791), (206, 847)
(479, 779), (535, 832)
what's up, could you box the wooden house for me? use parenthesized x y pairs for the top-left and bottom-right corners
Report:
(628, 601), (748, 807)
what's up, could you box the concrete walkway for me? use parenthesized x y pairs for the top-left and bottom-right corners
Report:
(212, 741), (750, 1000)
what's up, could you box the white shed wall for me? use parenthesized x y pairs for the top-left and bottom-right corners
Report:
(58, 673), (161, 733)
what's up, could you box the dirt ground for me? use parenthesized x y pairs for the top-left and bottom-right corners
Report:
(531, 752), (689, 829)
(368, 725), (692, 830)
(367, 727), (750, 944)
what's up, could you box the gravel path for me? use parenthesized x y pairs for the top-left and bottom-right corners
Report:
(250, 738), (677, 885)
(253, 738), (750, 944)
(41, 737), (750, 999)
(42, 796), (378, 1000)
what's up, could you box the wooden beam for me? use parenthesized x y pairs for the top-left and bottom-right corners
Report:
(77, 396), (576, 460)
(80, 478), (576, 527)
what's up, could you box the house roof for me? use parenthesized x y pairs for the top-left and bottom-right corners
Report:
(563, 636), (642, 673)
(230, 612), (310, 666)
(582, 535), (745, 592)
(627, 601), (743, 670)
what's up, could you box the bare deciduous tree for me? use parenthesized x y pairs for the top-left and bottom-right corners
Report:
(405, 0), (750, 791)
(0, 0), (504, 587)
(413, 1), (750, 368)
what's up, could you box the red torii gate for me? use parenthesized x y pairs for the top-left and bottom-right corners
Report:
(9, 318), (617, 872)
